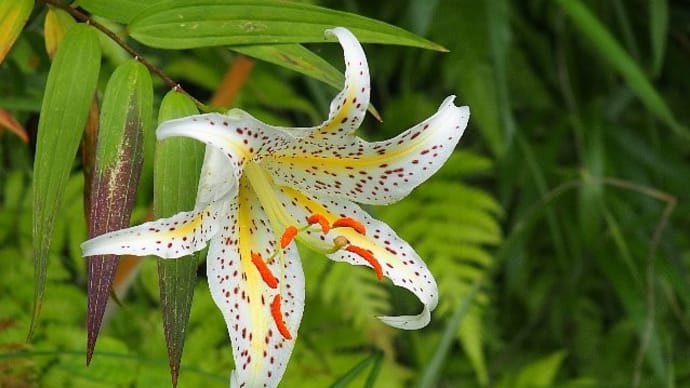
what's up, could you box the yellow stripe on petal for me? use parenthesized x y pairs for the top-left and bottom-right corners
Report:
(81, 206), (218, 259)
(157, 110), (302, 172)
(206, 178), (304, 388)
(265, 96), (469, 205)
(311, 28), (370, 139)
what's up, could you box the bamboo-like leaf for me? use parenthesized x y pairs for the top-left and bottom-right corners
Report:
(231, 43), (381, 120)
(128, 0), (446, 51)
(154, 90), (203, 387)
(80, 0), (158, 24)
(232, 44), (342, 95)
(44, 7), (76, 59)
(0, 0), (33, 64)
(556, 0), (686, 137)
(30, 24), (101, 339)
(87, 60), (153, 364)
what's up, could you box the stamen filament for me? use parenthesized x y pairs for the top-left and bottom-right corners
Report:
(332, 217), (366, 235)
(345, 245), (383, 280)
(306, 213), (330, 234)
(270, 295), (293, 340)
(251, 252), (279, 289)
(280, 226), (299, 248)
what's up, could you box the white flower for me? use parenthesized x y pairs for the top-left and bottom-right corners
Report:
(82, 27), (469, 387)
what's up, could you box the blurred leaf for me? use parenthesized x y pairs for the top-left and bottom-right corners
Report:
(405, 0), (440, 36)
(430, 0), (503, 156)
(486, 0), (516, 153)
(578, 124), (605, 246)
(556, 0), (685, 137)
(31, 23), (101, 339)
(418, 281), (481, 388)
(649, 0), (668, 76)
(513, 351), (567, 388)
(0, 0), (33, 64)
(44, 7), (76, 59)
(128, 0), (446, 51)
(154, 90), (204, 387)
(329, 351), (383, 388)
(86, 60), (153, 364)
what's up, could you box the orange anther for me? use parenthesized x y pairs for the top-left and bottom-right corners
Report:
(345, 245), (383, 280)
(280, 226), (299, 249)
(251, 252), (278, 289)
(332, 217), (366, 235)
(270, 295), (293, 340)
(306, 213), (330, 234)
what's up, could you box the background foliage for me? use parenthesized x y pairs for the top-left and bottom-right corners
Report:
(1, 0), (689, 387)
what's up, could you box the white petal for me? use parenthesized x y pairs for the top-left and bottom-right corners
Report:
(157, 110), (310, 208)
(265, 96), (469, 205)
(157, 110), (301, 162)
(315, 27), (370, 138)
(378, 304), (432, 330)
(195, 144), (238, 207)
(81, 206), (218, 259)
(207, 179), (304, 388)
(270, 185), (438, 329)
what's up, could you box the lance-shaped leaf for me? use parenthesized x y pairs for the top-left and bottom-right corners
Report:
(80, 0), (156, 24)
(0, 0), (33, 64)
(557, 0), (686, 137)
(128, 0), (446, 51)
(31, 24), (101, 339)
(87, 60), (153, 364)
(154, 91), (204, 387)
(44, 7), (76, 60)
(230, 43), (381, 120)
(232, 44), (342, 92)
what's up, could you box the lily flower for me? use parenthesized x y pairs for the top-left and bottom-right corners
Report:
(82, 27), (469, 387)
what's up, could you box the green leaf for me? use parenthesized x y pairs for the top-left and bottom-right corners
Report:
(513, 351), (567, 388)
(429, 0), (503, 156)
(31, 23), (101, 339)
(329, 351), (383, 388)
(232, 44), (342, 96)
(154, 90), (204, 387)
(649, 0), (668, 76)
(231, 43), (381, 120)
(418, 281), (481, 388)
(80, 0), (160, 24)
(556, 0), (686, 137)
(486, 0), (516, 153)
(86, 60), (153, 364)
(0, 0), (33, 64)
(44, 7), (77, 59)
(128, 0), (445, 51)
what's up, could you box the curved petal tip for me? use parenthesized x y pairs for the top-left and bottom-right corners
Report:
(377, 304), (433, 330)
